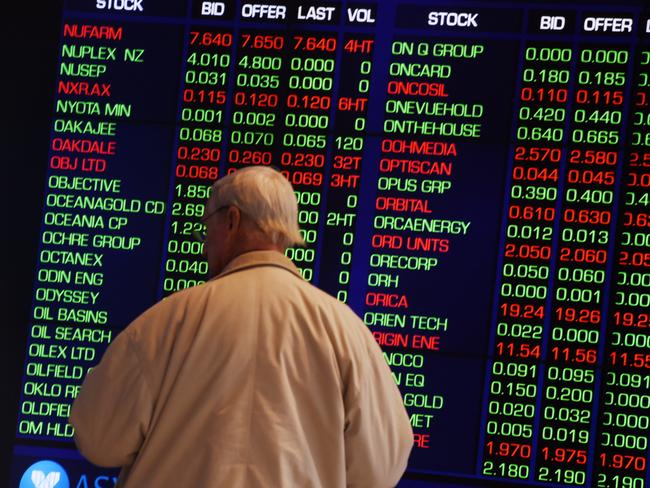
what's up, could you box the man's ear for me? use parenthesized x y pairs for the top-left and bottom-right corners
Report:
(226, 206), (241, 231)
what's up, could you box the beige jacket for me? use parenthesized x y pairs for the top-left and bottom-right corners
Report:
(70, 250), (413, 487)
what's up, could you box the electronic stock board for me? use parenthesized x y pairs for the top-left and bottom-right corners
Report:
(8, 0), (650, 487)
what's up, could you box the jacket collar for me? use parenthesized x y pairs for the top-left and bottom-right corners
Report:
(214, 250), (304, 281)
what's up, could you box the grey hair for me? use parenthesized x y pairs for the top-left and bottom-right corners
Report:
(210, 167), (305, 248)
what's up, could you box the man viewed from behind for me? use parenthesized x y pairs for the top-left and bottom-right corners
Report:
(70, 166), (413, 487)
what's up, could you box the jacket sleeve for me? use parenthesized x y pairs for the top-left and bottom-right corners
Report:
(69, 328), (153, 467)
(343, 324), (414, 487)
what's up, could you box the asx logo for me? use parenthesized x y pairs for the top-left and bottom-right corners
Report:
(20, 460), (70, 488)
